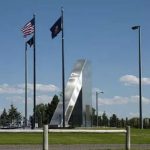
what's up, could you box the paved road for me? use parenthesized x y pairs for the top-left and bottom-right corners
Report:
(0, 144), (150, 150)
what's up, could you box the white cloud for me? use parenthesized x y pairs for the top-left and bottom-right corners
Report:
(142, 97), (150, 104)
(142, 78), (150, 85)
(36, 95), (53, 104)
(18, 83), (59, 93)
(129, 112), (139, 118)
(120, 75), (138, 85)
(0, 84), (24, 94)
(0, 83), (59, 95)
(99, 96), (129, 105)
(5, 94), (53, 106)
(120, 75), (150, 86)
(130, 95), (139, 103)
(6, 95), (24, 103)
(130, 95), (150, 104)
(36, 84), (59, 93)
(94, 95), (150, 106)
(0, 83), (59, 107)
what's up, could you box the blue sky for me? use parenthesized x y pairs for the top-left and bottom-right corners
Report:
(0, 0), (150, 119)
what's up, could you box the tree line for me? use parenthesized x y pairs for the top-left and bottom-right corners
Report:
(92, 110), (150, 128)
(0, 95), (59, 128)
(1, 95), (150, 128)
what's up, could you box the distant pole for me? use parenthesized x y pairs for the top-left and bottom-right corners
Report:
(96, 92), (98, 127)
(25, 42), (27, 128)
(61, 7), (65, 128)
(132, 26), (143, 129)
(33, 14), (36, 129)
(96, 91), (104, 127)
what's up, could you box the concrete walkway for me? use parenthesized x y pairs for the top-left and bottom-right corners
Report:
(0, 144), (150, 150)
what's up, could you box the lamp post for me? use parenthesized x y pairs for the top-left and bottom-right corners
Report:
(96, 91), (104, 127)
(132, 25), (143, 129)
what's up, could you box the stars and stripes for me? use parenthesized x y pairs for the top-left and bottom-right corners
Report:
(21, 18), (35, 37)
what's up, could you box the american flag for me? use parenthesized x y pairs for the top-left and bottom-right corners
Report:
(21, 18), (35, 37)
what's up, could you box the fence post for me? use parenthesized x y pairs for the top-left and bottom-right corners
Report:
(126, 126), (130, 150)
(43, 125), (48, 150)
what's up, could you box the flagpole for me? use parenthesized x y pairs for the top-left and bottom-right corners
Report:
(61, 7), (65, 128)
(33, 14), (36, 129)
(25, 42), (27, 128)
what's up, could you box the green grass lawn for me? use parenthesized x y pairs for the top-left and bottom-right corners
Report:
(0, 128), (150, 145)
(130, 128), (150, 144)
(0, 133), (43, 145)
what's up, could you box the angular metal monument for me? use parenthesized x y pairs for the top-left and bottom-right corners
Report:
(50, 59), (92, 127)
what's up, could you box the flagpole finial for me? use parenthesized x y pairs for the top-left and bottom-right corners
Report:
(61, 7), (64, 12)
(33, 13), (36, 18)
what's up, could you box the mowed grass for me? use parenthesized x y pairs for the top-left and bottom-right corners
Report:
(0, 133), (43, 145)
(130, 128), (150, 144)
(0, 128), (150, 145)
(48, 132), (126, 144)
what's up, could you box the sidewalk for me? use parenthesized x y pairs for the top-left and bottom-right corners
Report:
(0, 144), (150, 150)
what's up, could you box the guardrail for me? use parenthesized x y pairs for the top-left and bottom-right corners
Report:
(0, 125), (130, 150)
(44, 125), (130, 150)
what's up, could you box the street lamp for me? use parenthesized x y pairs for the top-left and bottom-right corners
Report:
(96, 91), (104, 127)
(132, 25), (143, 129)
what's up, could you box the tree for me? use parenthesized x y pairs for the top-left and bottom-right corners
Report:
(45, 95), (59, 123)
(0, 108), (8, 127)
(35, 103), (46, 127)
(98, 116), (102, 126)
(91, 107), (95, 126)
(143, 118), (150, 128)
(8, 104), (22, 126)
(110, 114), (118, 127)
(34, 95), (59, 127)
(129, 117), (139, 128)
(101, 111), (108, 127)
(120, 118), (126, 128)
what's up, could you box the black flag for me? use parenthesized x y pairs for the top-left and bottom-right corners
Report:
(27, 36), (34, 47)
(50, 17), (62, 39)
